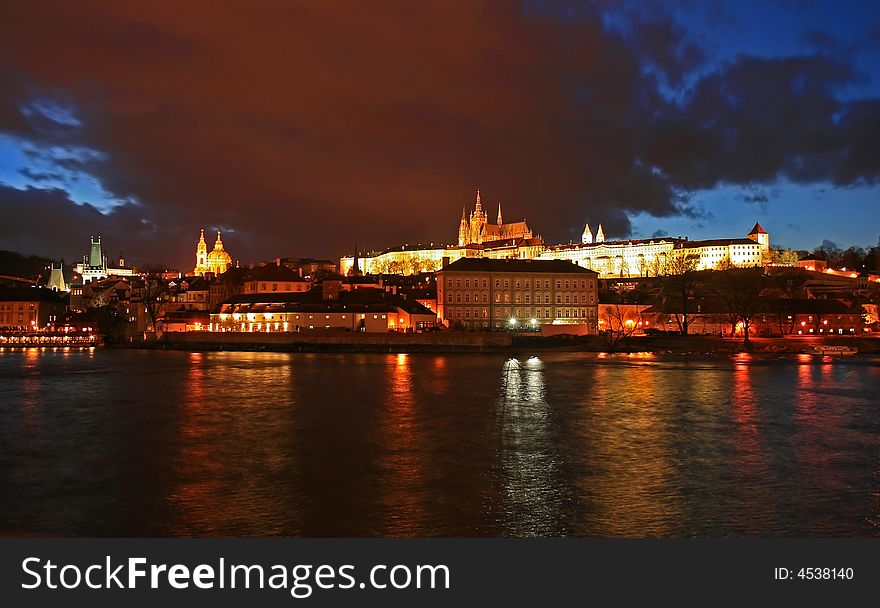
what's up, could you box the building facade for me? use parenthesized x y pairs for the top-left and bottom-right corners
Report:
(539, 223), (770, 278)
(435, 258), (599, 331)
(0, 286), (67, 329)
(242, 263), (310, 294)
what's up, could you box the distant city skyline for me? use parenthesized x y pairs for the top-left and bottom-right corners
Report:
(1, 1), (879, 267)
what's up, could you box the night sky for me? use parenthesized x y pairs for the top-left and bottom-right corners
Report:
(1, 1), (879, 269)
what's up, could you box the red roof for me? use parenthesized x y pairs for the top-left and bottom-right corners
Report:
(749, 222), (767, 234)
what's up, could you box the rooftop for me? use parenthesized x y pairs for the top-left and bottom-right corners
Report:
(440, 258), (597, 274)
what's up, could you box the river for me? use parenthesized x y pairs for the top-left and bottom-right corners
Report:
(1, 348), (878, 537)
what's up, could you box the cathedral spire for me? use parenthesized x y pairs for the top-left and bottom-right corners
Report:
(596, 224), (605, 243)
(460, 205), (467, 223)
(198, 228), (206, 245)
(582, 223), (593, 244)
(215, 230), (223, 249)
(475, 189), (482, 215)
(349, 241), (363, 276)
(497, 203), (503, 225)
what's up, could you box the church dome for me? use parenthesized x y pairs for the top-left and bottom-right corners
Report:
(207, 248), (232, 265)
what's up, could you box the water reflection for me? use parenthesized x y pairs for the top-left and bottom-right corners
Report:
(168, 352), (297, 535)
(376, 353), (428, 535)
(495, 357), (568, 536)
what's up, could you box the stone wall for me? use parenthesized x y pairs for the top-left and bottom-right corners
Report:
(161, 331), (512, 352)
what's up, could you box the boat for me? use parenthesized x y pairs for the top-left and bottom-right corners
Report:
(806, 345), (858, 356)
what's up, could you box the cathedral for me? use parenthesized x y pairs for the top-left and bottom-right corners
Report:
(458, 190), (533, 246)
(194, 229), (233, 276)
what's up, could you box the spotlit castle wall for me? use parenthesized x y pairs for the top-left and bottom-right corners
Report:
(339, 188), (771, 278)
(539, 223), (770, 277)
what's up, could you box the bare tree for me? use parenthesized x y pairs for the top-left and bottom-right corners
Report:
(599, 303), (641, 351)
(652, 249), (701, 335)
(715, 268), (766, 346)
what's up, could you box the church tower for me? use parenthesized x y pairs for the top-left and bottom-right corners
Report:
(48, 263), (67, 292)
(582, 223), (593, 244)
(194, 229), (208, 275)
(458, 206), (468, 246)
(468, 189), (487, 244)
(596, 224), (605, 243)
(497, 203), (503, 225)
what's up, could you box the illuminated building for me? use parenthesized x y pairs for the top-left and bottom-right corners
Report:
(47, 263), (67, 292)
(539, 223), (770, 278)
(0, 286), (66, 329)
(458, 190), (533, 245)
(339, 190), (769, 278)
(194, 229), (233, 276)
(210, 286), (436, 332)
(436, 258), (599, 330)
(74, 236), (134, 282)
(340, 191), (542, 276)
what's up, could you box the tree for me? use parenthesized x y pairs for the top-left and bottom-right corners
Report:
(715, 268), (766, 346)
(841, 246), (866, 271)
(138, 265), (170, 335)
(599, 303), (641, 351)
(652, 250), (701, 335)
(769, 248), (801, 266)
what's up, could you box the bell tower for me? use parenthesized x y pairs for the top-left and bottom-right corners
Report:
(195, 229), (208, 275)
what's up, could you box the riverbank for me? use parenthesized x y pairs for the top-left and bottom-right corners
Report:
(141, 331), (880, 355)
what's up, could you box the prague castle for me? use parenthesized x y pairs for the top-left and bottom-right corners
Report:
(340, 190), (544, 275)
(340, 189), (771, 278)
(194, 229), (233, 276)
(538, 222), (769, 276)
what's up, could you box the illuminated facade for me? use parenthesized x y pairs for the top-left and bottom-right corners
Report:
(339, 191), (542, 276)
(339, 189), (770, 279)
(194, 229), (233, 276)
(436, 258), (599, 330)
(539, 223), (770, 278)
